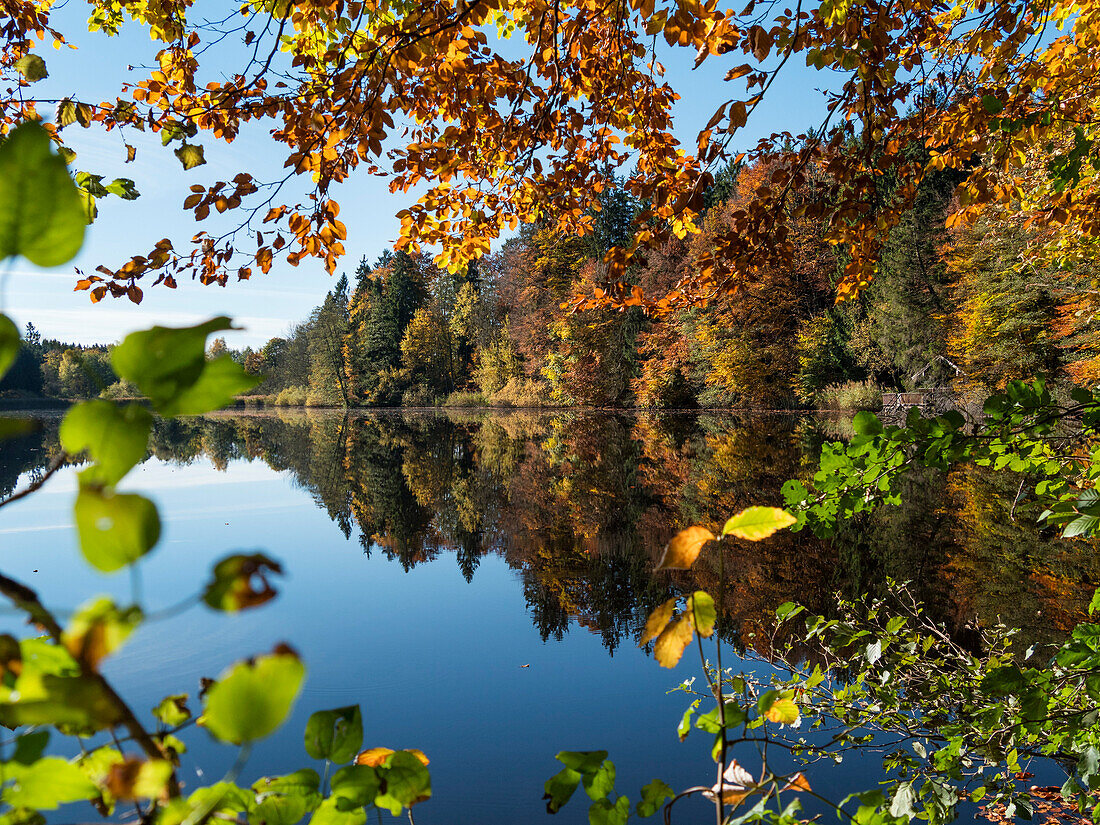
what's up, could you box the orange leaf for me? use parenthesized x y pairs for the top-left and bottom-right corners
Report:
(356, 747), (430, 767)
(653, 612), (694, 668)
(657, 525), (716, 569)
(639, 597), (677, 646)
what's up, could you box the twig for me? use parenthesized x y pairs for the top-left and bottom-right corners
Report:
(0, 572), (180, 797)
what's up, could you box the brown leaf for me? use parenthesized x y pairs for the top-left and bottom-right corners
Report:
(653, 612), (694, 668)
(657, 525), (716, 569)
(639, 597), (677, 646)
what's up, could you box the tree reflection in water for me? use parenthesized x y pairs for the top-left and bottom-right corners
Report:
(4, 408), (1098, 652)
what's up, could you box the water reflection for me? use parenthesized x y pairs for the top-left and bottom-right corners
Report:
(4, 408), (1098, 651)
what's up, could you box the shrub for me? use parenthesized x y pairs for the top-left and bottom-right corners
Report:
(818, 379), (883, 410)
(490, 378), (553, 408)
(274, 386), (308, 406)
(98, 379), (142, 400)
(401, 384), (438, 407)
(441, 390), (486, 407)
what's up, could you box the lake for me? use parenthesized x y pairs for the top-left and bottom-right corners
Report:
(0, 408), (1094, 823)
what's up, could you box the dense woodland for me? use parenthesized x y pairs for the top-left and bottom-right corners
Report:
(11, 150), (1088, 410)
(171, 153), (1100, 409)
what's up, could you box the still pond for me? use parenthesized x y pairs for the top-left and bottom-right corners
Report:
(1, 409), (1094, 823)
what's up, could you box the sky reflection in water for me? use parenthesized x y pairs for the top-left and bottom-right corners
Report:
(0, 409), (1094, 823)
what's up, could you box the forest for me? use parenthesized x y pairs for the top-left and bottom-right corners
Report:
(5, 157), (1083, 411)
(5, 0), (1100, 821)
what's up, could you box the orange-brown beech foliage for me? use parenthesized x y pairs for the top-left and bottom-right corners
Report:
(5, 0), (1100, 309)
(632, 160), (835, 408)
(493, 226), (589, 389)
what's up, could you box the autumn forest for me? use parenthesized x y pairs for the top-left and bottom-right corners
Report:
(6, 0), (1100, 821)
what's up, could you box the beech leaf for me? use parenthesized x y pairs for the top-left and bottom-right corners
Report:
(657, 525), (715, 569)
(653, 613), (694, 668)
(639, 597), (676, 646)
(721, 507), (797, 541)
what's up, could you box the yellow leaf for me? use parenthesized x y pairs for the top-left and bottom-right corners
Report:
(657, 525), (715, 569)
(355, 747), (430, 767)
(764, 697), (799, 725)
(639, 597), (677, 646)
(721, 507), (796, 541)
(654, 613), (694, 668)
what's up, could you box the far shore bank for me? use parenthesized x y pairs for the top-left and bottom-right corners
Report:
(0, 395), (883, 415)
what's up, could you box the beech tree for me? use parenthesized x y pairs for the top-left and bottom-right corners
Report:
(3, 0), (1097, 311)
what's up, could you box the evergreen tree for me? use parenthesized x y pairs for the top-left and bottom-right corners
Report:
(308, 275), (351, 406)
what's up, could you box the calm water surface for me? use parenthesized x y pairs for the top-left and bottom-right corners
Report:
(1, 409), (1095, 823)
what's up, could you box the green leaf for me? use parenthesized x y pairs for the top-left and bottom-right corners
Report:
(582, 759), (616, 801)
(982, 95), (1004, 114)
(4, 757), (96, 809)
(249, 770), (322, 824)
(105, 178), (139, 200)
(1090, 589), (1100, 617)
(589, 796), (630, 825)
(677, 700), (698, 741)
(165, 355), (259, 416)
(304, 705), (363, 763)
(186, 783), (251, 818)
(60, 401), (151, 485)
(865, 639), (882, 665)
(14, 54), (48, 82)
(61, 596), (143, 668)
(174, 142), (206, 170)
(544, 767), (582, 814)
(775, 602), (803, 622)
(330, 765), (381, 807)
(11, 730), (49, 765)
(73, 487), (160, 572)
(112, 318), (257, 416)
(0, 121), (87, 266)
(249, 792), (308, 825)
(637, 779), (674, 818)
(557, 751), (610, 773)
(202, 648), (305, 744)
(1064, 514), (1099, 538)
(152, 694), (191, 727)
(0, 315), (19, 380)
(981, 664), (1029, 695)
(309, 797), (366, 825)
(203, 553), (283, 611)
(721, 507), (797, 541)
(852, 411), (883, 436)
(695, 702), (747, 734)
(252, 769), (322, 803)
(0, 674), (121, 730)
(890, 781), (917, 819)
(687, 591), (716, 637)
(374, 751), (431, 814)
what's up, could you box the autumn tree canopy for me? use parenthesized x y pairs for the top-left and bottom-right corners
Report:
(2, 0), (1098, 309)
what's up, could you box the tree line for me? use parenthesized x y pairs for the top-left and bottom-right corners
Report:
(233, 151), (1095, 410)
(6, 147), (1092, 410)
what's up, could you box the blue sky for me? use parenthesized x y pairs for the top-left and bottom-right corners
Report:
(2, 5), (839, 349)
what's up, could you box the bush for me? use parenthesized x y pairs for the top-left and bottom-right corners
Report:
(274, 386), (308, 406)
(443, 391), (488, 407)
(401, 384), (438, 407)
(98, 379), (142, 400)
(490, 378), (553, 408)
(818, 379), (883, 410)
